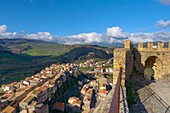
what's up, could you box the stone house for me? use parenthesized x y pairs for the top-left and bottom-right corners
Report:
(53, 102), (65, 112)
(68, 97), (82, 112)
(82, 96), (91, 110)
(19, 95), (35, 110)
(30, 90), (42, 103)
(94, 67), (103, 73)
(23, 80), (30, 86)
(1, 84), (14, 92)
(105, 68), (113, 73)
(0, 99), (8, 111)
(38, 86), (48, 103)
(35, 103), (49, 113)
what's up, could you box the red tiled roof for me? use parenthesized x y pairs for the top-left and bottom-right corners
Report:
(38, 86), (47, 92)
(53, 102), (65, 112)
(99, 89), (107, 94)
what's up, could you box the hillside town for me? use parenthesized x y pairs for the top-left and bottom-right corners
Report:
(0, 58), (113, 113)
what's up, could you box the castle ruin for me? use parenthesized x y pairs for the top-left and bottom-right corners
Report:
(113, 40), (170, 83)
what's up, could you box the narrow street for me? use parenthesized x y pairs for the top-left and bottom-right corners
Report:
(51, 72), (87, 112)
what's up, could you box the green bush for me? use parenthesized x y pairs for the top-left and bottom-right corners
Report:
(126, 81), (138, 106)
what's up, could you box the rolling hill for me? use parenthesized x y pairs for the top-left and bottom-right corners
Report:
(0, 39), (113, 85)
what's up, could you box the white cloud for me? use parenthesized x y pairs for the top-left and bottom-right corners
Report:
(157, 19), (170, 28)
(55, 31), (124, 45)
(1, 24), (170, 46)
(55, 33), (101, 44)
(0, 24), (53, 41)
(25, 32), (53, 41)
(67, 32), (102, 43)
(55, 26), (170, 45)
(159, 0), (170, 5)
(106, 26), (129, 38)
(129, 33), (154, 43)
(0, 25), (7, 33)
(128, 31), (170, 43)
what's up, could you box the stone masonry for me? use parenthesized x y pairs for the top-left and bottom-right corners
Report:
(113, 40), (170, 81)
(111, 40), (170, 112)
(93, 40), (170, 113)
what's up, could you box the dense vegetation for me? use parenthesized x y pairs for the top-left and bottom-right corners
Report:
(0, 39), (113, 85)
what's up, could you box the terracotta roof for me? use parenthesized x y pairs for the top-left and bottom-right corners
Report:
(3, 84), (13, 87)
(2, 105), (15, 113)
(35, 103), (43, 108)
(53, 102), (65, 111)
(95, 67), (102, 70)
(76, 100), (82, 106)
(38, 86), (47, 92)
(31, 90), (41, 96)
(6, 93), (13, 99)
(82, 109), (91, 113)
(0, 88), (3, 93)
(15, 91), (25, 97)
(86, 88), (93, 94)
(24, 86), (33, 91)
(83, 96), (89, 101)
(99, 89), (107, 94)
(23, 96), (34, 103)
(68, 97), (80, 104)
(12, 82), (17, 85)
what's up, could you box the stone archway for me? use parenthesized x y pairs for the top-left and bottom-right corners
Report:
(144, 56), (162, 80)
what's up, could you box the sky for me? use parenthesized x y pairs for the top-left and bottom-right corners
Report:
(0, 0), (170, 45)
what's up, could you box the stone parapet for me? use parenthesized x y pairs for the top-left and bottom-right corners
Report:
(124, 40), (134, 50)
(108, 40), (170, 113)
(92, 88), (114, 113)
(92, 69), (129, 113)
(119, 87), (129, 113)
(137, 42), (170, 51)
(92, 87), (129, 113)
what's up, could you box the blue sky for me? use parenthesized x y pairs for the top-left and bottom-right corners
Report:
(0, 0), (170, 45)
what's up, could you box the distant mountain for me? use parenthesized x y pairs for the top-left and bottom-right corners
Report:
(0, 38), (114, 55)
(0, 39), (74, 55)
(57, 46), (112, 63)
(0, 39), (113, 85)
(90, 42), (124, 47)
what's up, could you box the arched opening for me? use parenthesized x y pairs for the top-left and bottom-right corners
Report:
(144, 67), (154, 80)
(144, 56), (162, 80)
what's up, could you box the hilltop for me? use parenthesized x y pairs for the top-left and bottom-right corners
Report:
(0, 39), (113, 85)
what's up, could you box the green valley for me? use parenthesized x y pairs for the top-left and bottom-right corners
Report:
(0, 39), (113, 85)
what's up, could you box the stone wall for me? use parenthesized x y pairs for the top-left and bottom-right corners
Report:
(114, 40), (170, 81)
(110, 40), (170, 112)
(92, 84), (129, 113)
(109, 40), (134, 113)
(92, 68), (129, 113)
(113, 48), (127, 86)
(93, 40), (170, 113)
(135, 42), (170, 80)
(113, 40), (134, 86)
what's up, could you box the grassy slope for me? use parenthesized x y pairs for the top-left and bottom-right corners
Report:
(22, 43), (74, 56)
(0, 51), (35, 84)
(58, 46), (112, 63)
(0, 39), (74, 56)
(0, 39), (113, 85)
